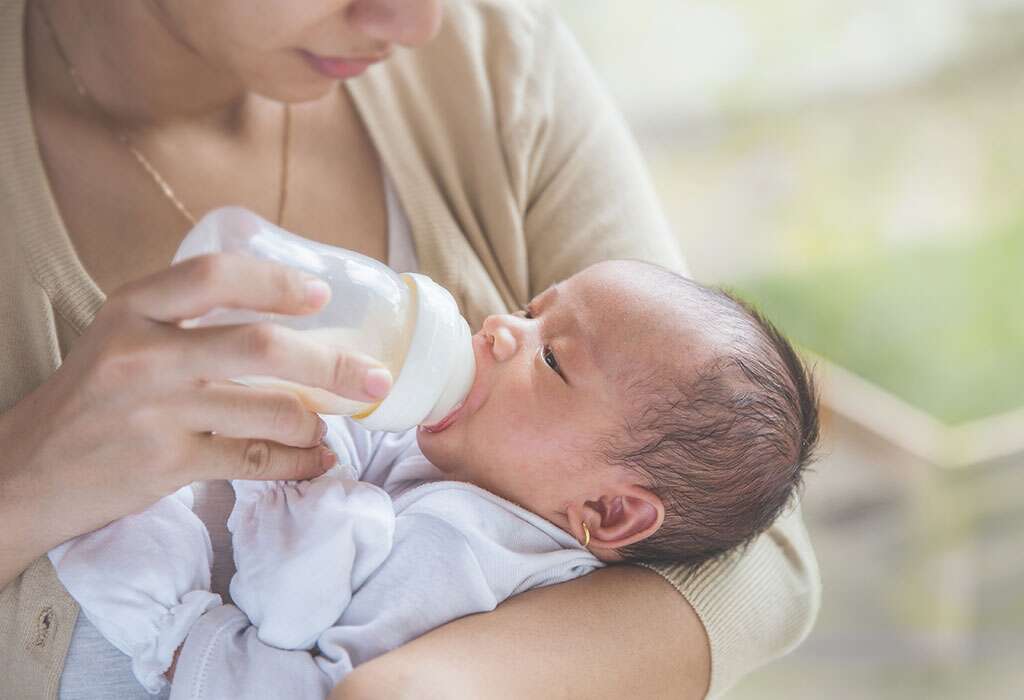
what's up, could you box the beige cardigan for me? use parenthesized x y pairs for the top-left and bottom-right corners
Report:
(0, 0), (820, 696)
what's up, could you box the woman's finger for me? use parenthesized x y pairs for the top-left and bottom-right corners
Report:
(171, 323), (392, 403)
(115, 253), (331, 323)
(183, 383), (328, 448)
(192, 434), (337, 482)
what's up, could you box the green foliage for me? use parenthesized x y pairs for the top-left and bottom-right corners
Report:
(735, 227), (1024, 424)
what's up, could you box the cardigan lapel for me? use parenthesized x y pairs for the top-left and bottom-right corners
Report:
(4, 0), (105, 337)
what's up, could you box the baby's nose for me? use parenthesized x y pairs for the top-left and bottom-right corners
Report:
(482, 314), (521, 362)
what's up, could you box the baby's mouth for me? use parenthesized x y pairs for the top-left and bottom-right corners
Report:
(419, 400), (465, 433)
(420, 331), (491, 434)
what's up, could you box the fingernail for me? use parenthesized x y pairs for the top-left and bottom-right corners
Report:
(317, 419), (328, 443)
(304, 278), (331, 307)
(364, 367), (393, 399)
(320, 447), (337, 470)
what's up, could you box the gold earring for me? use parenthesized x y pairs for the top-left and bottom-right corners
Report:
(581, 522), (591, 548)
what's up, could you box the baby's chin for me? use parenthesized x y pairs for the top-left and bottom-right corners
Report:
(415, 428), (459, 475)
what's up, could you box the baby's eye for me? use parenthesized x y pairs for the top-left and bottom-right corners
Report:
(521, 306), (534, 320)
(542, 345), (561, 375)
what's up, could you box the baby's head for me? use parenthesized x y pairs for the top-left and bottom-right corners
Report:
(417, 260), (819, 566)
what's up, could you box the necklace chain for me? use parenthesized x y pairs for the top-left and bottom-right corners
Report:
(36, 1), (291, 228)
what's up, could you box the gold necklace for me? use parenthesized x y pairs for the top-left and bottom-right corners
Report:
(36, 2), (291, 228)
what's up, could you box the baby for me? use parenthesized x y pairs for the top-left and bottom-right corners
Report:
(49, 260), (819, 697)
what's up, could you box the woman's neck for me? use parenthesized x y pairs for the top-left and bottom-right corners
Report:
(34, 0), (248, 129)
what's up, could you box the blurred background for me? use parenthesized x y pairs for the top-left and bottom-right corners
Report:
(553, 1), (1024, 698)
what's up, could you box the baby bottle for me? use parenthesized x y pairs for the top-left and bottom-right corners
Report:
(172, 206), (475, 432)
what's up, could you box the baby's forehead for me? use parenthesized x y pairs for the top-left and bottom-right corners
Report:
(570, 261), (707, 331)
(567, 263), (718, 385)
(571, 261), (678, 313)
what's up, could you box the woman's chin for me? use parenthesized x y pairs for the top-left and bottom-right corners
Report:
(245, 69), (337, 105)
(266, 82), (335, 104)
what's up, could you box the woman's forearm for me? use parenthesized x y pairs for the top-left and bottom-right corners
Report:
(0, 483), (51, 589)
(333, 565), (710, 700)
(0, 404), (63, 588)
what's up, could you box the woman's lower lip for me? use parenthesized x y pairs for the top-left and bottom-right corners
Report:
(301, 51), (378, 79)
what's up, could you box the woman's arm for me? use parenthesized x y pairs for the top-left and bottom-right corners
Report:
(333, 565), (709, 700)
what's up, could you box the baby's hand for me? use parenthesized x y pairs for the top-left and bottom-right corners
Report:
(228, 472), (395, 650)
(48, 487), (221, 694)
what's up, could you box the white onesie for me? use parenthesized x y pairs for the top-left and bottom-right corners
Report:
(49, 417), (602, 697)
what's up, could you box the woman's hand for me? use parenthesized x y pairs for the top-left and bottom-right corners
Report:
(0, 253), (392, 587)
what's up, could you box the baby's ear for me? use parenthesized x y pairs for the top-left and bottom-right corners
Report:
(583, 485), (665, 551)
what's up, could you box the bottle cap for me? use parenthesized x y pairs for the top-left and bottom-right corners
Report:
(356, 273), (476, 431)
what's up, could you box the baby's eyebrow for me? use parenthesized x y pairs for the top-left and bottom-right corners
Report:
(539, 282), (562, 310)
(524, 285), (554, 318)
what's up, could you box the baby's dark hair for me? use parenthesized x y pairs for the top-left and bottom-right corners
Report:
(604, 264), (819, 566)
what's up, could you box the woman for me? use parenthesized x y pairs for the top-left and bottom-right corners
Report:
(0, 1), (820, 698)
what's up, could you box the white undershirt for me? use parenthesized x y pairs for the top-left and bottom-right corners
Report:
(383, 169), (420, 275)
